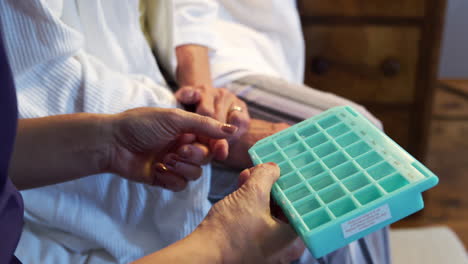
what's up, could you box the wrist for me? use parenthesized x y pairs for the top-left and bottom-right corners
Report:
(190, 225), (229, 264)
(133, 222), (232, 264)
(194, 217), (244, 264)
(95, 113), (118, 174)
(176, 65), (213, 88)
(175, 44), (213, 87)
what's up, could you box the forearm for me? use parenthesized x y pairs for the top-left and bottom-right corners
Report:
(176, 44), (212, 87)
(10, 113), (112, 190)
(133, 226), (225, 264)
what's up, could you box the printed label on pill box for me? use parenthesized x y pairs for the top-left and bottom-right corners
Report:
(341, 204), (391, 238)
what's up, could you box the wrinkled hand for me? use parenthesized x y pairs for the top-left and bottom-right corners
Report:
(176, 85), (250, 159)
(107, 107), (237, 191)
(197, 163), (304, 263)
(223, 119), (290, 169)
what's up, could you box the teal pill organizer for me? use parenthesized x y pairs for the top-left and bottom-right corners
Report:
(248, 106), (438, 258)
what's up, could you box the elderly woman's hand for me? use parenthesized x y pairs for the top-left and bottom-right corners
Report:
(107, 107), (237, 191)
(133, 163), (304, 264)
(176, 85), (251, 158)
(222, 119), (291, 169)
(202, 163), (305, 263)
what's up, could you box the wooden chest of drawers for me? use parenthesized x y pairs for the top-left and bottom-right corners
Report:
(298, 0), (446, 160)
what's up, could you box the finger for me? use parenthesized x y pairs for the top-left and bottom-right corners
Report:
(176, 143), (212, 165)
(164, 153), (203, 181)
(175, 86), (201, 105)
(213, 89), (232, 124)
(238, 168), (252, 187)
(239, 164), (302, 261)
(177, 133), (197, 146)
(247, 162), (280, 190)
(153, 163), (188, 192)
(243, 163), (280, 199)
(197, 90), (216, 118)
(227, 100), (250, 139)
(171, 109), (238, 139)
(210, 139), (229, 161)
(274, 122), (290, 132)
(193, 136), (227, 162)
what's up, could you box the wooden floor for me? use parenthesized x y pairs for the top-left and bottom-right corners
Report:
(392, 80), (468, 249)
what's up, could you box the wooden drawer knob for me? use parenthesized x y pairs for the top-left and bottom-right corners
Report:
(310, 56), (331, 75)
(380, 58), (401, 77)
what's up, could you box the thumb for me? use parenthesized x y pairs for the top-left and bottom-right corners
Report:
(175, 86), (201, 105)
(240, 163), (280, 201)
(248, 163), (281, 189)
(240, 164), (302, 261)
(172, 109), (238, 140)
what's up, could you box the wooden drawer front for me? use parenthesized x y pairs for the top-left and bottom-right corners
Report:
(304, 26), (420, 103)
(298, 0), (424, 17)
(433, 87), (468, 117)
(434, 80), (468, 117)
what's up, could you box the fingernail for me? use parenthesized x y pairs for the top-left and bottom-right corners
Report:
(179, 146), (192, 159)
(222, 124), (238, 134)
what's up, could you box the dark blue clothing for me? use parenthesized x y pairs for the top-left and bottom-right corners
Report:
(0, 30), (24, 263)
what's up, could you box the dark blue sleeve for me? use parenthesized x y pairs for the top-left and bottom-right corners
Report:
(0, 24), (24, 264)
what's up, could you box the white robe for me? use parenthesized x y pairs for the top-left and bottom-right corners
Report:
(0, 1), (212, 263)
(154, 0), (305, 86)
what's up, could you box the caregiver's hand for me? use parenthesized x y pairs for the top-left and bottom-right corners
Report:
(134, 163), (304, 264)
(108, 107), (237, 190)
(11, 108), (236, 191)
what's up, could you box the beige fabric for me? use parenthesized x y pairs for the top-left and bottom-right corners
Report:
(139, 0), (152, 45)
(390, 226), (468, 264)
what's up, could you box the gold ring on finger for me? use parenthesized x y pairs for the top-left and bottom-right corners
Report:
(228, 106), (243, 115)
